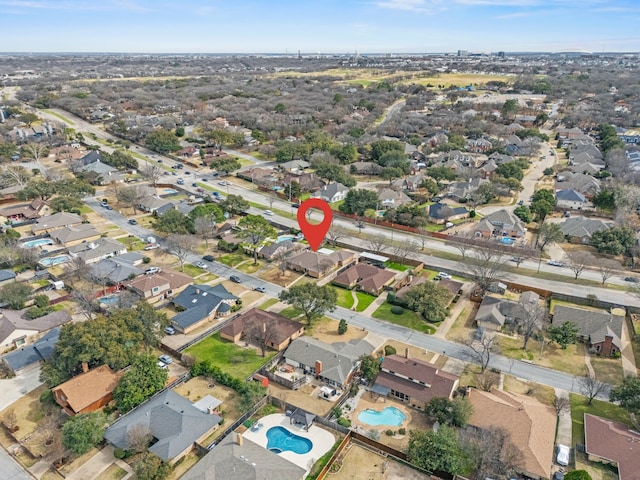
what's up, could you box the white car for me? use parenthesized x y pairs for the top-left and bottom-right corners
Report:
(196, 261), (208, 269)
(264, 210), (274, 216)
(556, 444), (570, 466)
(436, 272), (452, 280)
(547, 260), (565, 267)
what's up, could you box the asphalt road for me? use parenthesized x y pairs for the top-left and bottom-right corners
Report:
(0, 448), (34, 480)
(86, 197), (612, 399)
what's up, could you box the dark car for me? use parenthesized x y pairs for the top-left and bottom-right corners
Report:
(128, 219), (138, 225)
(553, 472), (564, 480)
(230, 275), (241, 283)
(192, 183), (197, 187)
(291, 203), (300, 208)
(625, 277), (640, 283)
(203, 255), (215, 262)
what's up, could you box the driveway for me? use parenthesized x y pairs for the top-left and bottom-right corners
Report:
(0, 364), (42, 411)
(65, 446), (132, 480)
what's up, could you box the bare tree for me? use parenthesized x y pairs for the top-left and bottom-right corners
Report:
(595, 257), (620, 285)
(0, 165), (31, 188)
(579, 372), (607, 405)
(64, 256), (90, 284)
(459, 426), (522, 480)
(326, 225), (348, 247)
(461, 331), (497, 373)
(452, 233), (474, 259)
(566, 251), (593, 279)
(144, 163), (163, 187)
(466, 248), (509, 291)
(127, 424), (153, 453)
(390, 238), (419, 260)
(273, 245), (303, 276)
(474, 370), (499, 392)
(510, 255), (527, 268)
(517, 303), (547, 350)
(70, 286), (99, 320)
(354, 218), (366, 235)
(365, 234), (390, 254)
(247, 320), (278, 357)
(193, 216), (219, 248)
(2, 409), (17, 431)
(165, 234), (197, 271)
(553, 395), (570, 415)
(21, 142), (49, 174)
(117, 185), (146, 214)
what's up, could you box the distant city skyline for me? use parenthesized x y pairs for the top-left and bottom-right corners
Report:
(0, 0), (638, 54)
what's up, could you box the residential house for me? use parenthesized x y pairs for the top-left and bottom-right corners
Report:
(617, 128), (640, 146)
(475, 291), (541, 331)
(238, 167), (279, 187)
(68, 237), (127, 265)
(51, 364), (123, 415)
(558, 127), (584, 140)
(137, 195), (175, 214)
(505, 123), (524, 135)
(571, 143), (604, 160)
(313, 182), (349, 203)
(478, 159), (498, 179)
(465, 138), (492, 153)
(0, 199), (50, 223)
(219, 308), (305, 351)
(50, 224), (101, 248)
(31, 212), (83, 235)
(90, 252), (146, 284)
(559, 217), (613, 244)
(0, 270), (16, 286)
(287, 249), (356, 279)
(345, 161), (382, 176)
(425, 132), (448, 148)
(468, 389), (556, 480)
(127, 268), (192, 302)
(1, 327), (60, 375)
(428, 203), (469, 224)
(333, 263), (396, 296)
(81, 159), (126, 184)
(474, 209), (527, 238)
(181, 432), (306, 480)
(283, 336), (375, 389)
(555, 189), (590, 210)
(552, 305), (624, 356)
(0, 309), (71, 353)
(104, 390), (222, 464)
(488, 152), (515, 165)
(570, 151), (605, 168)
(372, 353), (459, 410)
(282, 173), (324, 193)
(515, 114), (536, 126)
(279, 160), (310, 175)
(584, 414), (640, 480)
(258, 240), (300, 261)
(378, 188), (412, 209)
(568, 161), (604, 175)
(447, 178), (489, 202)
(554, 173), (601, 199)
(390, 174), (424, 192)
(171, 284), (238, 333)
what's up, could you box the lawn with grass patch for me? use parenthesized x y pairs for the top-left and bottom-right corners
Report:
(218, 252), (248, 267)
(258, 298), (279, 310)
(237, 260), (262, 274)
(372, 302), (434, 334)
(590, 355), (623, 385)
(181, 264), (205, 277)
(354, 292), (376, 312)
(335, 288), (355, 309)
(95, 464), (127, 480)
(569, 393), (630, 446)
(278, 306), (305, 320)
(184, 332), (276, 379)
(43, 109), (74, 124)
(384, 261), (410, 272)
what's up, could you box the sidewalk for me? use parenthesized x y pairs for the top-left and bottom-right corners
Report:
(360, 292), (388, 317)
(65, 446), (132, 480)
(554, 388), (572, 447)
(620, 319), (638, 377)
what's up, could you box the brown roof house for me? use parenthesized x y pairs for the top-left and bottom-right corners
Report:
(287, 249), (356, 279)
(219, 308), (304, 352)
(474, 209), (526, 238)
(127, 268), (192, 303)
(0, 199), (50, 223)
(333, 263), (396, 296)
(585, 413), (640, 480)
(552, 305), (624, 356)
(31, 212), (83, 235)
(50, 224), (101, 248)
(467, 389), (556, 480)
(372, 353), (459, 410)
(475, 291), (541, 332)
(51, 364), (123, 415)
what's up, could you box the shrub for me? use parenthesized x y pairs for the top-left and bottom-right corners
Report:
(332, 406), (343, 418)
(390, 305), (404, 315)
(143, 257), (151, 264)
(114, 448), (126, 459)
(337, 417), (351, 427)
(469, 210), (476, 218)
(25, 306), (54, 319)
(384, 345), (397, 356)
(398, 428), (406, 435)
(33, 294), (49, 308)
(40, 389), (55, 405)
(386, 429), (394, 436)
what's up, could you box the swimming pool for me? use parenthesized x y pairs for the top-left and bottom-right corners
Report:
(501, 237), (515, 245)
(164, 188), (178, 194)
(266, 426), (313, 454)
(357, 406), (406, 427)
(39, 255), (71, 267)
(277, 235), (296, 243)
(22, 238), (53, 249)
(98, 295), (120, 306)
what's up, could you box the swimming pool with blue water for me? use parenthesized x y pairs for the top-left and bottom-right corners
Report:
(357, 406), (406, 427)
(266, 426), (312, 454)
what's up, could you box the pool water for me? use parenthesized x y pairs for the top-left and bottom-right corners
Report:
(98, 295), (119, 306)
(22, 238), (54, 248)
(277, 235), (295, 243)
(164, 189), (178, 194)
(266, 426), (312, 454)
(357, 406), (406, 427)
(39, 255), (70, 267)
(501, 237), (515, 245)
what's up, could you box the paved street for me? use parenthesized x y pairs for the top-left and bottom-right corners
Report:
(0, 447), (34, 480)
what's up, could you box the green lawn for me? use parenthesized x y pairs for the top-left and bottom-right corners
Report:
(385, 261), (410, 272)
(258, 298), (279, 310)
(181, 264), (206, 277)
(184, 333), (276, 379)
(278, 306), (305, 320)
(372, 302), (435, 334)
(354, 292), (376, 312)
(237, 260), (262, 274)
(335, 288), (355, 309)
(569, 393), (630, 446)
(218, 252), (248, 267)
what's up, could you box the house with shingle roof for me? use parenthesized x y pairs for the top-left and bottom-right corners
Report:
(313, 182), (349, 203)
(555, 172), (601, 199)
(31, 212), (83, 234)
(428, 203), (469, 224)
(0, 199), (50, 223)
(0, 309), (71, 353)
(345, 161), (382, 176)
(475, 209), (526, 238)
(170, 284), (238, 333)
(127, 268), (192, 301)
(287, 249), (356, 279)
(378, 188), (412, 209)
(372, 354), (459, 410)
(584, 414), (640, 480)
(283, 336), (375, 389)
(68, 237), (127, 265)
(559, 216), (613, 244)
(2, 327), (60, 375)
(447, 178), (489, 202)
(555, 189), (590, 210)
(552, 305), (624, 356)
(333, 263), (396, 296)
(104, 390), (222, 464)
(51, 364), (123, 415)
(468, 389), (556, 480)
(475, 291), (541, 331)
(50, 224), (101, 247)
(219, 308), (304, 351)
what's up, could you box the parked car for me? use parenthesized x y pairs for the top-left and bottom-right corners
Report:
(254, 286), (266, 293)
(176, 179), (184, 185)
(104, 205), (113, 210)
(157, 361), (168, 369)
(203, 255), (215, 262)
(164, 326), (176, 335)
(291, 203), (300, 208)
(556, 445), (570, 466)
(625, 277), (640, 283)
(547, 260), (565, 267)
(159, 354), (173, 365)
(230, 275), (241, 283)
(196, 261), (208, 269)
(553, 472), (564, 480)
(128, 219), (137, 225)
(213, 191), (222, 198)
(145, 267), (159, 275)
(192, 182), (198, 187)
(517, 199), (524, 205)
(436, 272), (452, 280)
(264, 210), (274, 216)
(144, 244), (159, 251)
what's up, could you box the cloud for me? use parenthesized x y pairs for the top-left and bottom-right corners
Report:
(373, 0), (435, 13)
(0, 0), (147, 11)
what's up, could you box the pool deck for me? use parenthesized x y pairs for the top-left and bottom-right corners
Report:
(349, 395), (412, 433)
(242, 413), (335, 472)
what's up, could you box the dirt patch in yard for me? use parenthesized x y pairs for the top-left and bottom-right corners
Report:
(0, 385), (59, 443)
(372, 340), (441, 365)
(331, 443), (430, 480)
(258, 267), (302, 287)
(309, 317), (367, 344)
(267, 381), (334, 418)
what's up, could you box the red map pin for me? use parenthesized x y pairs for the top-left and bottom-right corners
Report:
(297, 198), (333, 252)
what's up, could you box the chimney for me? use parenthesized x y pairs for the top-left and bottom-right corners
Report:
(195, 288), (200, 295)
(81, 362), (89, 373)
(236, 432), (243, 446)
(315, 360), (322, 379)
(405, 348), (409, 359)
(263, 322), (266, 333)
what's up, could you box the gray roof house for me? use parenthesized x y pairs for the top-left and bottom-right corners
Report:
(476, 291), (541, 331)
(552, 305), (624, 356)
(104, 390), (222, 463)
(475, 209), (526, 238)
(378, 188), (412, 209)
(0, 270), (16, 285)
(2, 327), (60, 374)
(68, 237), (128, 265)
(171, 284), (238, 333)
(31, 212), (83, 234)
(283, 336), (375, 389)
(559, 217), (613, 244)
(313, 182), (349, 203)
(90, 254), (146, 284)
(555, 189), (589, 210)
(137, 195), (174, 213)
(554, 173), (601, 199)
(181, 432), (305, 480)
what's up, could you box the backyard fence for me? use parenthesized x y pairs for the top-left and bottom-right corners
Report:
(205, 395), (269, 450)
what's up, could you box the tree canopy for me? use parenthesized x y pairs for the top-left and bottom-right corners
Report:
(590, 226), (635, 255)
(238, 214), (277, 265)
(220, 194), (250, 216)
(279, 283), (337, 326)
(547, 321), (579, 349)
(402, 281), (453, 323)
(0, 282), (32, 310)
(407, 426), (466, 475)
(153, 209), (195, 235)
(113, 354), (168, 413)
(339, 189), (380, 216)
(424, 396), (473, 427)
(610, 376), (640, 414)
(62, 411), (106, 455)
(145, 128), (182, 153)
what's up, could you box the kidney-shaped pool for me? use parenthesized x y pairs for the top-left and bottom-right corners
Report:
(266, 426), (312, 455)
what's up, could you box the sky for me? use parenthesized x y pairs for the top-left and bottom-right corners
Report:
(0, 0), (639, 54)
